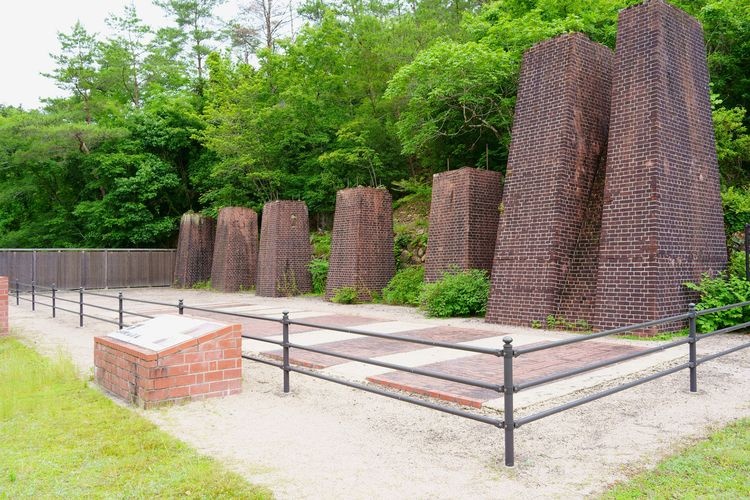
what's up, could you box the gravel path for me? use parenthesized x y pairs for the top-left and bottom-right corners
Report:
(8, 288), (750, 498)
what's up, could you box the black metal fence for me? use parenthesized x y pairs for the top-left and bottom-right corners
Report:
(10, 280), (750, 467)
(0, 249), (176, 289)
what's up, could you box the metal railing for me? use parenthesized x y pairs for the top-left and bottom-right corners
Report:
(11, 280), (750, 467)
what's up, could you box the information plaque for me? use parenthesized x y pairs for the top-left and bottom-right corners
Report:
(108, 315), (224, 352)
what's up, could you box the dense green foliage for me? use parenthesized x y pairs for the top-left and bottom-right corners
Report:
(419, 269), (490, 317)
(685, 274), (750, 332)
(1, 0), (749, 247)
(383, 266), (425, 306)
(308, 258), (329, 295)
(0, 338), (269, 498)
(331, 286), (359, 304)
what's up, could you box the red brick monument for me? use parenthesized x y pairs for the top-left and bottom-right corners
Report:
(211, 207), (259, 292)
(425, 168), (503, 283)
(174, 213), (216, 288)
(326, 187), (395, 301)
(256, 201), (313, 296)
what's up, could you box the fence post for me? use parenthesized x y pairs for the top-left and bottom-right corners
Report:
(15, 280), (19, 306)
(282, 311), (290, 393)
(503, 336), (515, 467)
(78, 287), (84, 327)
(178, 299), (184, 315)
(52, 284), (56, 318)
(118, 292), (124, 330)
(31, 281), (35, 311)
(688, 303), (697, 393)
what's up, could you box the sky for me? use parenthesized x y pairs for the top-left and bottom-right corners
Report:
(0, 1), (242, 110)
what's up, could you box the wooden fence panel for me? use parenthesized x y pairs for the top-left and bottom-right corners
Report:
(0, 250), (175, 289)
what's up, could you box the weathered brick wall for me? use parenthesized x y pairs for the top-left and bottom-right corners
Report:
(256, 201), (313, 296)
(94, 322), (242, 409)
(594, 0), (727, 329)
(326, 187), (395, 301)
(173, 213), (216, 288)
(0, 276), (7, 336)
(425, 168), (503, 283)
(211, 207), (258, 292)
(486, 33), (614, 326)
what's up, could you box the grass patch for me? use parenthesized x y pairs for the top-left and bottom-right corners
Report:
(0, 338), (270, 499)
(618, 328), (690, 342)
(603, 418), (750, 498)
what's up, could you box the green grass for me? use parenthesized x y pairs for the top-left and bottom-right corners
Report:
(603, 418), (750, 498)
(618, 328), (690, 342)
(0, 337), (271, 499)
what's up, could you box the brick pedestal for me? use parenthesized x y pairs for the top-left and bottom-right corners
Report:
(174, 213), (216, 288)
(594, 0), (726, 329)
(326, 187), (395, 301)
(486, 34), (614, 326)
(256, 201), (313, 297)
(425, 168), (503, 282)
(0, 276), (7, 336)
(211, 207), (259, 292)
(94, 318), (242, 409)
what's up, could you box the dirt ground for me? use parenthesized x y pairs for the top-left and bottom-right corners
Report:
(8, 288), (750, 499)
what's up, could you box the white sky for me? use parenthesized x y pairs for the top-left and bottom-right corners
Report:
(0, 1), (245, 109)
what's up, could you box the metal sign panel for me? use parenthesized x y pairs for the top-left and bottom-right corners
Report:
(108, 315), (225, 352)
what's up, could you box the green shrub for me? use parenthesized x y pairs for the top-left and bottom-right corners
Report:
(310, 232), (331, 258)
(383, 266), (424, 306)
(308, 258), (329, 295)
(331, 287), (359, 304)
(728, 251), (747, 279)
(722, 186), (750, 237)
(685, 274), (750, 332)
(419, 269), (489, 317)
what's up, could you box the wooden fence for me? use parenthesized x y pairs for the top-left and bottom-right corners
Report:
(0, 249), (176, 289)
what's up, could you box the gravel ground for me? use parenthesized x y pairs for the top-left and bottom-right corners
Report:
(8, 288), (750, 499)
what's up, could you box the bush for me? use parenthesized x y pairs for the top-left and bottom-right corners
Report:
(310, 232), (331, 258)
(419, 269), (489, 318)
(383, 266), (424, 306)
(331, 287), (359, 304)
(685, 274), (750, 332)
(308, 258), (329, 295)
(728, 251), (747, 279)
(722, 186), (750, 237)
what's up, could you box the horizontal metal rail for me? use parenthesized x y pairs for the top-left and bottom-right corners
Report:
(514, 313), (691, 356)
(697, 320), (750, 339)
(242, 354), (285, 369)
(241, 334), (285, 347)
(696, 341), (750, 366)
(181, 304), (284, 323)
(696, 300), (750, 316)
(515, 362), (690, 428)
(515, 336), (693, 391)
(290, 319), (501, 355)
(119, 296), (179, 308)
(286, 364), (503, 427)
(286, 341), (503, 392)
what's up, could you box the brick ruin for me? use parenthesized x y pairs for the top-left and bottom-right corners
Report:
(256, 201), (313, 297)
(211, 207), (259, 293)
(487, 0), (726, 330)
(594, 0), (727, 329)
(425, 168), (503, 282)
(173, 213), (216, 288)
(486, 33), (614, 326)
(326, 187), (395, 301)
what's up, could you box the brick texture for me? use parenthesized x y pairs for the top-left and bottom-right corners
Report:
(486, 33), (614, 326)
(173, 213), (216, 288)
(94, 321), (243, 409)
(424, 168), (503, 283)
(594, 0), (727, 330)
(0, 276), (7, 336)
(211, 207), (259, 292)
(326, 187), (396, 301)
(256, 201), (313, 296)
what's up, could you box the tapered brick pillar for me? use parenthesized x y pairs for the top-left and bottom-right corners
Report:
(174, 213), (216, 288)
(211, 207), (258, 292)
(326, 187), (395, 301)
(0, 276), (8, 336)
(425, 168), (503, 282)
(256, 201), (313, 297)
(594, 0), (727, 329)
(486, 33), (614, 326)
